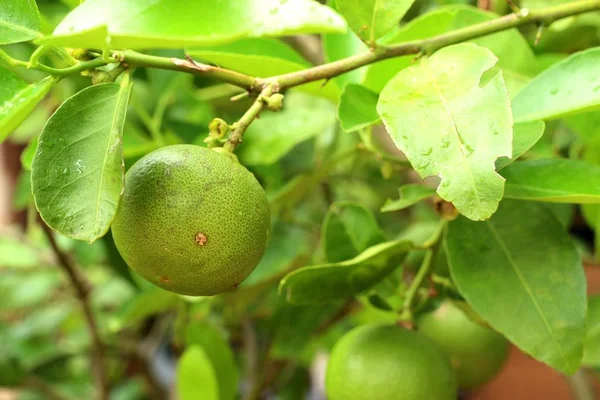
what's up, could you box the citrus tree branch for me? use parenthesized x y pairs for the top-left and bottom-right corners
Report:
(114, 50), (258, 91)
(40, 222), (109, 400)
(273, 0), (600, 89)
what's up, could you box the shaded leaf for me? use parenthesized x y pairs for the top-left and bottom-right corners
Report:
(189, 39), (338, 100)
(512, 47), (600, 123)
(495, 121), (545, 170)
(279, 239), (411, 304)
(177, 346), (219, 400)
(186, 322), (238, 400)
(446, 199), (586, 374)
(113, 287), (180, 329)
(502, 159), (600, 203)
(0, 67), (55, 143)
(337, 83), (379, 132)
(381, 184), (436, 212)
(239, 92), (336, 165)
(335, 0), (415, 45)
(377, 43), (512, 221)
(583, 295), (600, 367)
(0, 0), (42, 44)
(322, 202), (385, 263)
(38, 0), (346, 49)
(32, 81), (132, 243)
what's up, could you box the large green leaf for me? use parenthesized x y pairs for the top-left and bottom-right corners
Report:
(335, 0), (415, 45)
(363, 5), (536, 92)
(337, 83), (379, 132)
(189, 39), (339, 100)
(377, 43), (512, 221)
(177, 346), (219, 400)
(0, 0), (42, 44)
(322, 202), (386, 263)
(238, 92), (336, 165)
(446, 200), (586, 374)
(279, 239), (411, 304)
(502, 159), (600, 203)
(37, 0), (346, 49)
(32, 81), (132, 243)
(495, 121), (545, 170)
(186, 322), (238, 400)
(512, 47), (600, 123)
(381, 184), (436, 212)
(0, 67), (55, 143)
(583, 295), (600, 367)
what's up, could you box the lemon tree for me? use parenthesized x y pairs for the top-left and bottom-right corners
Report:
(2, 0), (600, 399)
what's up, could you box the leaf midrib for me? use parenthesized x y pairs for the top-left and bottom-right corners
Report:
(485, 220), (569, 367)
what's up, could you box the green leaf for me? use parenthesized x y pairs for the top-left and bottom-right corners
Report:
(38, 0), (346, 49)
(186, 322), (238, 400)
(337, 83), (379, 132)
(322, 202), (386, 263)
(32, 81), (132, 243)
(502, 159), (600, 203)
(0, 0), (42, 44)
(495, 121), (545, 170)
(335, 0), (415, 45)
(279, 239), (411, 304)
(177, 346), (219, 400)
(239, 92), (336, 165)
(363, 5), (535, 92)
(583, 295), (600, 367)
(446, 199), (586, 374)
(377, 43), (512, 221)
(381, 184), (436, 212)
(512, 47), (600, 123)
(0, 67), (55, 144)
(189, 39), (339, 100)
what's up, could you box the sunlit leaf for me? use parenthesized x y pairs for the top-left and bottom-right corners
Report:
(512, 47), (600, 123)
(32, 80), (132, 243)
(0, 0), (42, 44)
(0, 67), (55, 143)
(377, 43), (512, 220)
(335, 0), (415, 45)
(38, 0), (346, 49)
(177, 346), (219, 400)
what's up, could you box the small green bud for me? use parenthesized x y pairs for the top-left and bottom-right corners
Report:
(208, 118), (230, 139)
(90, 71), (113, 85)
(263, 93), (284, 112)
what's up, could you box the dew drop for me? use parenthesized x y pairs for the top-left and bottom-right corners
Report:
(421, 147), (433, 156)
(594, 85), (600, 92)
(441, 139), (450, 148)
(62, 168), (68, 174)
(550, 88), (559, 95)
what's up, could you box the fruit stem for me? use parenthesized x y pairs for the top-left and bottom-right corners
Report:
(401, 221), (447, 321)
(223, 83), (277, 153)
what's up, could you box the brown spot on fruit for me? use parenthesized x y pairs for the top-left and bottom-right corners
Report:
(160, 276), (170, 283)
(195, 232), (208, 246)
(231, 283), (239, 289)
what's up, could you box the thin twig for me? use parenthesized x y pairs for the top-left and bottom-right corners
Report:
(223, 84), (275, 152)
(40, 222), (109, 400)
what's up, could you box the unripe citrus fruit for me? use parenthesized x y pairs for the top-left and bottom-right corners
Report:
(111, 144), (270, 296)
(326, 324), (457, 400)
(417, 300), (509, 389)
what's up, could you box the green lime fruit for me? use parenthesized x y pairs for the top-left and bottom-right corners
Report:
(417, 300), (510, 389)
(111, 145), (270, 296)
(326, 324), (457, 400)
